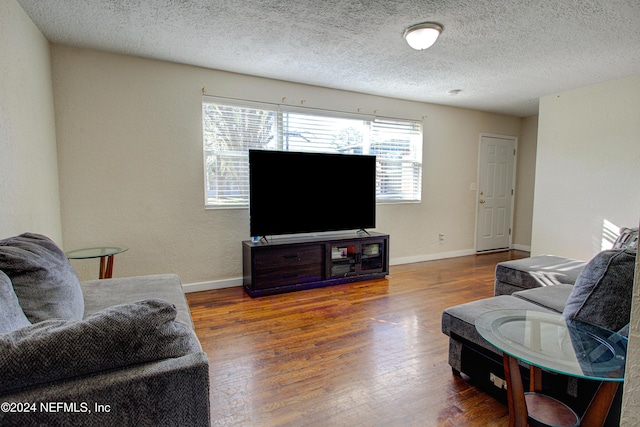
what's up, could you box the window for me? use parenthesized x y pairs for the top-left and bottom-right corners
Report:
(202, 97), (422, 207)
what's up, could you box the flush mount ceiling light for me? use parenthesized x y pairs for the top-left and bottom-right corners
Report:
(403, 22), (443, 50)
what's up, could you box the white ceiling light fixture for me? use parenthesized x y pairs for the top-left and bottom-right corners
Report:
(403, 22), (444, 50)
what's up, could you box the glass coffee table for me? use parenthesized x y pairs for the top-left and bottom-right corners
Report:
(66, 246), (128, 279)
(476, 309), (627, 427)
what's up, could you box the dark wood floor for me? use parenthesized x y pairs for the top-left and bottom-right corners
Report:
(186, 250), (529, 426)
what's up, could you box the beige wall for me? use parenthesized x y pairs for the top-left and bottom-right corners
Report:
(50, 45), (523, 285)
(512, 115), (538, 251)
(0, 0), (62, 243)
(532, 74), (640, 423)
(532, 74), (640, 260)
(623, 254), (640, 425)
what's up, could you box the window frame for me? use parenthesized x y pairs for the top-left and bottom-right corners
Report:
(202, 96), (423, 208)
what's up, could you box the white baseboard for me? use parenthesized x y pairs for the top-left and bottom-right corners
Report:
(182, 277), (242, 293)
(184, 247), (517, 293)
(390, 249), (476, 266)
(511, 244), (531, 252)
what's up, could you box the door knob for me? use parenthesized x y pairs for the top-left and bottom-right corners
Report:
(479, 199), (486, 204)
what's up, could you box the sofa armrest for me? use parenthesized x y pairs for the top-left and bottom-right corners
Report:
(82, 274), (194, 327)
(0, 352), (210, 427)
(494, 256), (585, 296)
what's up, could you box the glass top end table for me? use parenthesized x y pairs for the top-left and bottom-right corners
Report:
(476, 309), (627, 427)
(66, 246), (128, 279)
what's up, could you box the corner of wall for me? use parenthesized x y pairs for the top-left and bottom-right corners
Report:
(0, 0), (62, 242)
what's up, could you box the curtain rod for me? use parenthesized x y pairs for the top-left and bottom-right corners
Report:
(201, 92), (424, 122)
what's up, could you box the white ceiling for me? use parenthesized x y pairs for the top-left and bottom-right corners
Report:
(16, 0), (640, 117)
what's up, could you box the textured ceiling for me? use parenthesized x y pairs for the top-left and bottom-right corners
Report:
(16, 0), (640, 117)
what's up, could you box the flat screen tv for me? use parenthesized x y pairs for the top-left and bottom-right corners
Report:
(249, 150), (376, 237)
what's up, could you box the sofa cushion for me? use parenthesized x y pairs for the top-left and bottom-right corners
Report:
(562, 249), (636, 332)
(512, 283), (574, 313)
(0, 298), (201, 394)
(0, 270), (31, 333)
(495, 255), (586, 292)
(0, 233), (84, 323)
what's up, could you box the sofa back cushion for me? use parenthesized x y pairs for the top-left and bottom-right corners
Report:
(0, 299), (202, 394)
(562, 248), (636, 332)
(0, 233), (84, 323)
(0, 270), (31, 333)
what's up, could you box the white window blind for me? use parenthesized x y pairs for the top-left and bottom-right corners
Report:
(372, 119), (422, 202)
(202, 101), (277, 206)
(202, 97), (423, 207)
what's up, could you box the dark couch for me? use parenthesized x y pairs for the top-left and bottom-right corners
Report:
(0, 233), (210, 426)
(441, 227), (637, 424)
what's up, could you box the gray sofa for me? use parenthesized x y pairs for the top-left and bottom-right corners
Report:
(441, 227), (637, 423)
(0, 233), (210, 426)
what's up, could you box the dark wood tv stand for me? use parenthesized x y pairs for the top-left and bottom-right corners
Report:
(242, 231), (389, 297)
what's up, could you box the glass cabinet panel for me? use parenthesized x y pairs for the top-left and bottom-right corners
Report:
(331, 244), (357, 276)
(328, 239), (386, 278)
(361, 242), (383, 272)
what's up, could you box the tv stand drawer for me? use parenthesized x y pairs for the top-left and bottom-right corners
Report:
(254, 264), (323, 289)
(253, 245), (323, 268)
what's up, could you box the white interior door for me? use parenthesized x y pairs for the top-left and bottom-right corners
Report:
(476, 135), (516, 252)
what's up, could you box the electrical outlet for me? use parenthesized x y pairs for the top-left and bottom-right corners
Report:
(438, 233), (445, 243)
(490, 373), (507, 389)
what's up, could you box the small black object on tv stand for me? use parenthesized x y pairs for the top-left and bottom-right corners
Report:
(242, 232), (389, 297)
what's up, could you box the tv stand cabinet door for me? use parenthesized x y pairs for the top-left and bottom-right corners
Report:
(327, 236), (388, 278)
(360, 239), (387, 274)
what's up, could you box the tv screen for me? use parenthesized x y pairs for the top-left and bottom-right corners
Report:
(249, 150), (376, 237)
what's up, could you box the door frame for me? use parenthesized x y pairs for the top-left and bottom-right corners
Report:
(474, 133), (518, 253)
